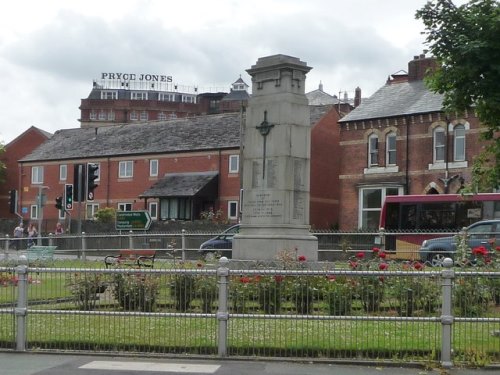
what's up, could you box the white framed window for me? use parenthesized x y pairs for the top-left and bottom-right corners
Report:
(98, 110), (107, 120)
(229, 155), (239, 173)
(90, 111), (97, 120)
(118, 203), (133, 211)
(30, 205), (38, 220)
(159, 93), (175, 102)
(31, 166), (44, 184)
(386, 133), (397, 165)
(101, 90), (118, 100)
(130, 111), (138, 121)
(181, 95), (196, 103)
(149, 201), (158, 220)
(150, 159), (158, 177)
(119, 161), (133, 178)
(158, 112), (167, 121)
(107, 111), (115, 121)
(454, 124), (465, 161)
(59, 164), (67, 181)
(358, 186), (403, 229)
(169, 113), (177, 119)
(368, 134), (379, 167)
(433, 126), (445, 162)
(140, 111), (148, 121)
(86, 203), (99, 219)
(131, 91), (148, 100)
(228, 201), (238, 220)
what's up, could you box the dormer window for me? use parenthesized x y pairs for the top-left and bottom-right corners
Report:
(101, 90), (118, 100)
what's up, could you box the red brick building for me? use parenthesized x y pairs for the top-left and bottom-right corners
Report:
(17, 105), (341, 233)
(0, 126), (52, 220)
(338, 54), (484, 230)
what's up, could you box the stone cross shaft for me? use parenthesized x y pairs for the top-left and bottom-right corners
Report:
(255, 110), (274, 179)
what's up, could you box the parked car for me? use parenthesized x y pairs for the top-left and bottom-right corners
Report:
(199, 224), (240, 258)
(419, 219), (500, 266)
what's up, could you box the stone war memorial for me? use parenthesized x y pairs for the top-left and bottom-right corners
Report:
(233, 54), (318, 261)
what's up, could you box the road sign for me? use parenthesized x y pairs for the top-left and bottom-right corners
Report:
(115, 210), (152, 230)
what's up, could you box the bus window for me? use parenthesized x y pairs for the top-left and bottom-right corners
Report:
(400, 205), (417, 230)
(419, 203), (455, 229)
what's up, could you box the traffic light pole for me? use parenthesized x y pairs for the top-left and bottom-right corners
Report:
(77, 164), (83, 236)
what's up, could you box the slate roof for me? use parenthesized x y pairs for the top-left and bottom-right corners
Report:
(20, 113), (242, 162)
(221, 89), (250, 101)
(140, 171), (218, 198)
(338, 80), (443, 123)
(20, 106), (333, 163)
(306, 89), (339, 106)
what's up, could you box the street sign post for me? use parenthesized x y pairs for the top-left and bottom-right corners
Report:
(115, 210), (152, 230)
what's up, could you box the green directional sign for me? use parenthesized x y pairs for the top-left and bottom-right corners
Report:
(116, 210), (152, 230)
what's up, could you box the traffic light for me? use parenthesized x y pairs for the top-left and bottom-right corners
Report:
(86, 163), (99, 201)
(55, 196), (63, 210)
(8, 189), (17, 214)
(65, 184), (74, 210)
(73, 164), (85, 202)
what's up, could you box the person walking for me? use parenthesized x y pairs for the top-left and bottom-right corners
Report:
(27, 223), (38, 248)
(13, 222), (24, 250)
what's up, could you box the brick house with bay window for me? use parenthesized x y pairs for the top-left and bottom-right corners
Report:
(338, 54), (484, 230)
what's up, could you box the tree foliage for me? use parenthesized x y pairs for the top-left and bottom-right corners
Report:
(416, 0), (500, 190)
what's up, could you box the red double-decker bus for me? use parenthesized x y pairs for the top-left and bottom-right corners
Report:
(379, 193), (500, 259)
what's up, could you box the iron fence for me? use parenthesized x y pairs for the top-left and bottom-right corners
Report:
(0, 256), (498, 367)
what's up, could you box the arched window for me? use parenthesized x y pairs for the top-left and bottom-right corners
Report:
(368, 134), (379, 167)
(454, 124), (465, 161)
(433, 126), (445, 162)
(386, 132), (397, 165)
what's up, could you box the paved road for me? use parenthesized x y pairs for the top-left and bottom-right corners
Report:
(1, 352), (497, 375)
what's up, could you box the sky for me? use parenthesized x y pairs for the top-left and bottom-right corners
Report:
(0, 0), (466, 145)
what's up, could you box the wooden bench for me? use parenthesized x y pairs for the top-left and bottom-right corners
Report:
(27, 245), (57, 263)
(104, 249), (156, 268)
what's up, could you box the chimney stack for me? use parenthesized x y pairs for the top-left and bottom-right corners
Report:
(408, 53), (438, 82)
(354, 87), (361, 107)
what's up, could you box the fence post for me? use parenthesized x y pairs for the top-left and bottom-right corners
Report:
(48, 233), (54, 247)
(15, 255), (29, 351)
(216, 256), (230, 357)
(81, 232), (87, 262)
(4, 234), (10, 260)
(181, 229), (186, 261)
(440, 257), (454, 368)
(129, 231), (134, 250)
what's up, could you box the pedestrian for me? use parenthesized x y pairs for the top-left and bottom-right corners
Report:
(27, 223), (38, 248)
(55, 222), (64, 235)
(13, 222), (24, 250)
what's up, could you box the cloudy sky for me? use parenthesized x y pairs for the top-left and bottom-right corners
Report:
(0, 0), (465, 144)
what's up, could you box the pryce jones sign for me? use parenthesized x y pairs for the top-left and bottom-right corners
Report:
(101, 73), (173, 82)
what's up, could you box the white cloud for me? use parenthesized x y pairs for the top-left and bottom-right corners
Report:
(0, 0), (451, 144)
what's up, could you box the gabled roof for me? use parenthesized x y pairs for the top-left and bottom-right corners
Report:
(306, 89), (339, 106)
(339, 80), (443, 123)
(20, 113), (242, 162)
(20, 105), (335, 163)
(6, 126), (52, 148)
(140, 171), (218, 198)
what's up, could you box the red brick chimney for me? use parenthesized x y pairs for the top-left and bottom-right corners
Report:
(408, 54), (438, 81)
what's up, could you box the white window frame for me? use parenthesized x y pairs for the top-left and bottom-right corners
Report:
(140, 111), (148, 121)
(59, 164), (67, 181)
(30, 205), (38, 220)
(31, 166), (44, 184)
(454, 124), (466, 162)
(228, 201), (238, 220)
(98, 110), (107, 120)
(368, 134), (379, 167)
(118, 203), (133, 211)
(107, 111), (115, 121)
(90, 111), (97, 120)
(158, 112), (167, 121)
(229, 155), (239, 173)
(358, 185), (404, 229)
(131, 91), (148, 100)
(149, 201), (158, 220)
(386, 133), (397, 166)
(181, 95), (196, 103)
(119, 161), (134, 178)
(149, 159), (158, 177)
(159, 93), (175, 102)
(130, 111), (138, 121)
(101, 90), (118, 100)
(86, 203), (99, 220)
(433, 126), (446, 163)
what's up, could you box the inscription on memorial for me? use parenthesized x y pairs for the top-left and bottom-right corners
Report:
(246, 192), (283, 219)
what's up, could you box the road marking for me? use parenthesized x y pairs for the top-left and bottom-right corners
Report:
(79, 361), (220, 373)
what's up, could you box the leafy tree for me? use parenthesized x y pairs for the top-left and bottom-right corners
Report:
(416, 0), (500, 190)
(94, 207), (116, 223)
